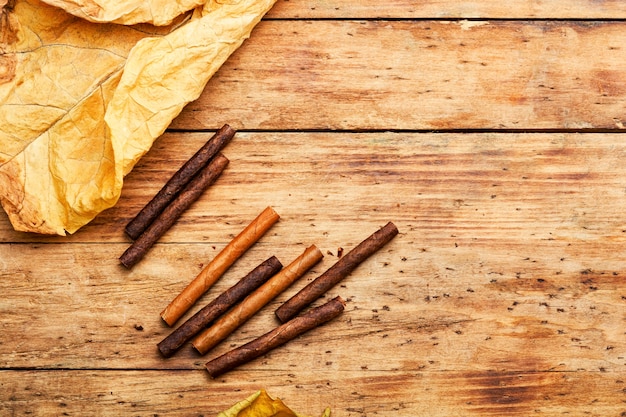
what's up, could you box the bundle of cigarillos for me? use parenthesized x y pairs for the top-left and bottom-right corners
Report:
(113, 124), (398, 377)
(163, 212), (397, 378)
(119, 124), (236, 269)
(118, 123), (398, 376)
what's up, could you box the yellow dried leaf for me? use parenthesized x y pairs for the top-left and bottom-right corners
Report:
(0, 0), (276, 234)
(107, 0), (277, 176)
(39, 0), (204, 26)
(218, 390), (332, 417)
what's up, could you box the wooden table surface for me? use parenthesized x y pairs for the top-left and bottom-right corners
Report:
(2, 1), (626, 416)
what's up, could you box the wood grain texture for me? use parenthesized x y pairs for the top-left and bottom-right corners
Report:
(4, 132), (626, 245)
(1, 370), (623, 416)
(171, 20), (626, 131)
(268, 0), (626, 19)
(2, 1), (626, 415)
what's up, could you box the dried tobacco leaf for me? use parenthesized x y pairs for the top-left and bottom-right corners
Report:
(40, 0), (204, 26)
(218, 390), (332, 417)
(0, 0), (276, 235)
(107, 0), (277, 176)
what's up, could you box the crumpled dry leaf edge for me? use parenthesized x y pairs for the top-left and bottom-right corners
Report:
(218, 390), (332, 417)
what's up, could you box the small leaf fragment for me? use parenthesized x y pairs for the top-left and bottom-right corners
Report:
(218, 390), (331, 417)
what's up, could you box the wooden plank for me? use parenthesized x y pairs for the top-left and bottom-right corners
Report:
(1, 240), (624, 370)
(268, 0), (626, 19)
(1, 369), (624, 416)
(170, 20), (626, 131)
(2, 131), (625, 243)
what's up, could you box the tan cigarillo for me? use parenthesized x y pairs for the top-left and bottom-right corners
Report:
(160, 206), (280, 326)
(192, 244), (323, 355)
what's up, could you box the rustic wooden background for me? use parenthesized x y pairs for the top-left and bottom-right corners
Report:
(1, 1), (626, 415)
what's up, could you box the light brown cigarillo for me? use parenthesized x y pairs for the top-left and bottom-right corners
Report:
(192, 244), (323, 355)
(205, 296), (346, 378)
(275, 221), (398, 323)
(160, 206), (280, 326)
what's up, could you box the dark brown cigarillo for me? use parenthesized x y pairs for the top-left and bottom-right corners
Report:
(119, 153), (229, 269)
(205, 296), (346, 378)
(125, 124), (235, 240)
(275, 221), (398, 322)
(157, 256), (283, 358)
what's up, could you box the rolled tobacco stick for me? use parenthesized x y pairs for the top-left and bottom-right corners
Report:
(275, 221), (398, 323)
(192, 245), (323, 355)
(160, 206), (280, 326)
(125, 124), (236, 240)
(119, 153), (230, 269)
(157, 256), (283, 358)
(205, 296), (346, 378)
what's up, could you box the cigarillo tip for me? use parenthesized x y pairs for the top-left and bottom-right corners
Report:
(123, 228), (137, 240)
(205, 366), (219, 378)
(156, 344), (171, 358)
(191, 342), (205, 356)
(160, 312), (175, 327)
(386, 221), (398, 231)
(118, 257), (132, 269)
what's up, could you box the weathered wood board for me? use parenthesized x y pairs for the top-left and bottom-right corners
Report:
(1, 1), (625, 416)
(170, 20), (626, 131)
(268, 0), (626, 19)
